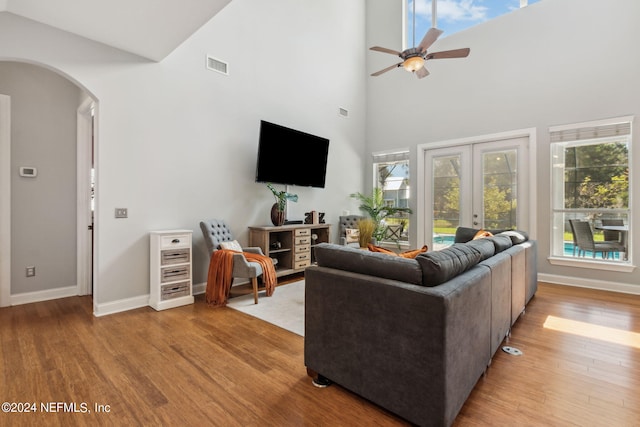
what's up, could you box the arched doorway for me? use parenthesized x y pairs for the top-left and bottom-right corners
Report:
(0, 60), (97, 309)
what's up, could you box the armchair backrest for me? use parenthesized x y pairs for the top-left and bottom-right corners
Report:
(200, 219), (235, 256)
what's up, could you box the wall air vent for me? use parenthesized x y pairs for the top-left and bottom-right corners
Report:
(206, 55), (229, 75)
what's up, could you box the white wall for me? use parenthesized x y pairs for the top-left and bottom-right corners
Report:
(366, 0), (640, 290)
(0, 62), (80, 295)
(0, 0), (367, 313)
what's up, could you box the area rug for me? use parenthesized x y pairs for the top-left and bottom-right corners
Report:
(226, 280), (305, 336)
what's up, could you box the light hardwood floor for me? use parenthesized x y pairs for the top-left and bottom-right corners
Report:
(1, 282), (639, 426)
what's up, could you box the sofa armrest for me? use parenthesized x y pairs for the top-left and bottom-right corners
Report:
(304, 265), (492, 426)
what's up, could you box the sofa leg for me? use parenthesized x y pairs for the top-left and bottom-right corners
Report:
(312, 374), (332, 388)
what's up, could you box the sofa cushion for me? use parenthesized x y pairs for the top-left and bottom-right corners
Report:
(486, 235), (513, 253)
(455, 226), (529, 244)
(464, 238), (496, 261)
(314, 243), (423, 285)
(416, 244), (483, 287)
(455, 227), (505, 243)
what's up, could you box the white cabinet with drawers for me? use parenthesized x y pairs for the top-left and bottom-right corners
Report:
(149, 230), (194, 311)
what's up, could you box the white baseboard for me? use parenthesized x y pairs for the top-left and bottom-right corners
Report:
(538, 273), (640, 295)
(193, 281), (206, 295)
(94, 294), (150, 317)
(11, 286), (78, 306)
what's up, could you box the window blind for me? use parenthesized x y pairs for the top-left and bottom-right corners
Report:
(372, 150), (409, 163)
(550, 121), (631, 143)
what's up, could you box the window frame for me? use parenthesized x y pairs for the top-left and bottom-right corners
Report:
(406, 0), (542, 46)
(548, 116), (634, 272)
(373, 149), (411, 247)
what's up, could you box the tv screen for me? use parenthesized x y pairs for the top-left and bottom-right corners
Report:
(255, 120), (330, 188)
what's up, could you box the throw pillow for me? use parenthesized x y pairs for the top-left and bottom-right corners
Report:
(399, 245), (428, 259)
(497, 230), (528, 244)
(219, 240), (243, 252)
(416, 244), (483, 287)
(367, 244), (396, 255)
(473, 229), (493, 240)
(345, 228), (360, 244)
(367, 244), (428, 259)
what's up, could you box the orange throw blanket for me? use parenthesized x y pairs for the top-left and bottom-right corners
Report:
(205, 249), (277, 307)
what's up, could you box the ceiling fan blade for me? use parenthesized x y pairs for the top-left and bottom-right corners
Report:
(370, 46), (402, 56)
(418, 27), (444, 52)
(426, 48), (471, 60)
(371, 62), (403, 77)
(415, 66), (430, 79)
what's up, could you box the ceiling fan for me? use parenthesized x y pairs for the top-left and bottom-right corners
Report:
(369, 1), (470, 79)
(370, 27), (470, 79)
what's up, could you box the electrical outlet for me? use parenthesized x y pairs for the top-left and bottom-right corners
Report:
(26, 266), (35, 277)
(115, 208), (128, 218)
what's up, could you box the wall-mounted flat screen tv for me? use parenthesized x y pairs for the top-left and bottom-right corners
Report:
(255, 120), (330, 188)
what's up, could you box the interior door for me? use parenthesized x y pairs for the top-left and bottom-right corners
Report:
(77, 99), (95, 296)
(424, 137), (528, 249)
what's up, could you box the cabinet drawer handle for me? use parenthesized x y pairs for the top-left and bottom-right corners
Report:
(172, 239), (180, 243)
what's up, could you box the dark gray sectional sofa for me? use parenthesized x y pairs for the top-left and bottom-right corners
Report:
(304, 229), (537, 427)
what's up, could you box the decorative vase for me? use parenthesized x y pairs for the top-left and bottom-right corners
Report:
(270, 203), (286, 226)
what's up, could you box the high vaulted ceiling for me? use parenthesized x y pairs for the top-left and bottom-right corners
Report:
(0, 0), (232, 61)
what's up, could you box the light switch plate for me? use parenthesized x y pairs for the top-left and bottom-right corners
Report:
(115, 208), (128, 218)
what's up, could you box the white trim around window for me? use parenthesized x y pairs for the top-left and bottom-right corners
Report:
(547, 115), (634, 272)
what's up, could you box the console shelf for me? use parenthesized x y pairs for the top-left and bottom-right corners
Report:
(248, 223), (331, 278)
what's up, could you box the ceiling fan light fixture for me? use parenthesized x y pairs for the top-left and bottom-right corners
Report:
(403, 56), (424, 72)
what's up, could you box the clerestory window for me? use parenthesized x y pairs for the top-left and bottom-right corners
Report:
(406, 0), (543, 46)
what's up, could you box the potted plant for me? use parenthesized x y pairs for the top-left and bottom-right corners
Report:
(267, 183), (298, 226)
(357, 218), (377, 248)
(350, 187), (412, 242)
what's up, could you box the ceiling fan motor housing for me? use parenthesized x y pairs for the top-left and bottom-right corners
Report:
(401, 47), (425, 60)
(401, 48), (425, 72)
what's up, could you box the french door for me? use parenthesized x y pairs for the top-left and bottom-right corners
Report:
(424, 137), (529, 249)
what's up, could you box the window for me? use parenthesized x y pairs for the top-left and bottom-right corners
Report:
(406, 0), (542, 46)
(550, 117), (632, 265)
(373, 150), (411, 245)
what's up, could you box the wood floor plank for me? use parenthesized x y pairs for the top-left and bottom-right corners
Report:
(1, 282), (639, 426)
